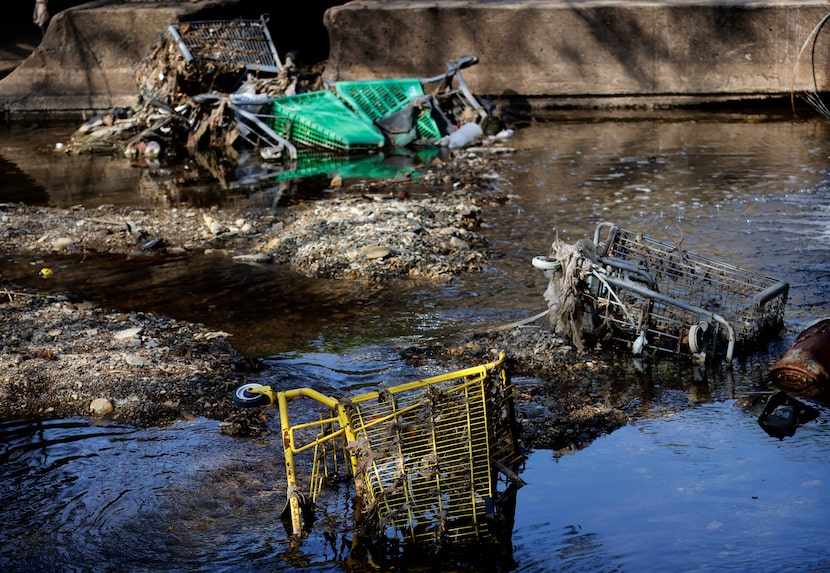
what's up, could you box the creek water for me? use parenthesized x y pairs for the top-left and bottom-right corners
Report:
(1, 109), (830, 571)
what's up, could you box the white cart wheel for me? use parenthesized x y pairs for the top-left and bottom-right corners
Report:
(232, 383), (273, 407)
(688, 322), (709, 354)
(532, 256), (561, 271)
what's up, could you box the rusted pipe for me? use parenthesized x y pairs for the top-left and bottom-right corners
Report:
(769, 318), (830, 397)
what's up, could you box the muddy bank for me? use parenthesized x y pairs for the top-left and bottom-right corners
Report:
(0, 291), (257, 427)
(0, 287), (630, 452)
(0, 142), (636, 452)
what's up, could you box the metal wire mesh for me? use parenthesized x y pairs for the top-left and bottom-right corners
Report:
(592, 223), (788, 358)
(282, 354), (522, 545)
(171, 17), (281, 69)
(134, 16), (282, 103)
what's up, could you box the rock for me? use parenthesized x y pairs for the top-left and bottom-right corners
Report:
(757, 391), (820, 439)
(52, 237), (74, 250)
(89, 398), (114, 417)
(449, 236), (469, 249)
(114, 326), (142, 340)
(362, 245), (390, 260)
(125, 355), (148, 367)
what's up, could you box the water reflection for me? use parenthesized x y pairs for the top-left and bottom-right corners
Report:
(4, 396), (826, 571)
(0, 120), (447, 210)
(513, 401), (830, 572)
(0, 416), (292, 572)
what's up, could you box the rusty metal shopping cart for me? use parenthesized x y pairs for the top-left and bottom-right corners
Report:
(232, 352), (523, 545)
(134, 15), (283, 104)
(533, 222), (790, 362)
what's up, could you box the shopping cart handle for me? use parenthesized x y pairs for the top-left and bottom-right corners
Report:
(454, 55), (479, 70)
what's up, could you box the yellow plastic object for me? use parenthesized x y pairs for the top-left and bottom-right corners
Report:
(277, 352), (522, 544)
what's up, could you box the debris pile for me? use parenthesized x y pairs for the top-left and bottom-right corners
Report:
(66, 15), (307, 162)
(539, 238), (598, 352)
(133, 16), (287, 106)
(0, 291), (256, 427)
(63, 15), (509, 178)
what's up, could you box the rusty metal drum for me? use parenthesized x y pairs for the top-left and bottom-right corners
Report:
(769, 318), (830, 396)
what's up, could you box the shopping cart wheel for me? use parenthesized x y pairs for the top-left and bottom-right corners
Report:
(532, 256), (561, 271)
(688, 321), (710, 354)
(232, 383), (274, 407)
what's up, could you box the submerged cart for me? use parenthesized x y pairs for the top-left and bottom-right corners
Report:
(257, 55), (490, 153)
(233, 352), (523, 546)
(533, 222), (789, 362)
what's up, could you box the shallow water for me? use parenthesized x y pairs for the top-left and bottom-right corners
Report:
(515, 401), (830, 572)
(2, 110), (830, 571)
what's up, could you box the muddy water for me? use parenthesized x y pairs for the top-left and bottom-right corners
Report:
(2, 110), (830, 571)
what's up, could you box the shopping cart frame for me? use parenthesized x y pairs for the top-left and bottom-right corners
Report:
(534, 222), (789, 362)
(233, 352), (523, 544)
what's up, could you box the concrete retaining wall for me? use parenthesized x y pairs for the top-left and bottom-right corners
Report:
(0, 0), (241, 117)
(3, 0), (830, 114)
(323, 0), (830, 107)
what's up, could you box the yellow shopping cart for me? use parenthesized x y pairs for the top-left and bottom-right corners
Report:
(232, 352), (523, 546)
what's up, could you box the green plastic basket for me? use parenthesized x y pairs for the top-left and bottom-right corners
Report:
(269, 91), (385, 152)
(334, 79), (443, 142)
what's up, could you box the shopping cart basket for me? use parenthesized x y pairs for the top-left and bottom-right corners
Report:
(134, 15), (283, 104)
(332, 55), (487, 147)
(533, 222), (789, 362)
(334, 78), (443, 145)
(268, 90), (386, 152)
(232, 352), (523, 545)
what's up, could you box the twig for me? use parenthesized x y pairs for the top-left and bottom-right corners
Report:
(484, 308), (550, 333)
(1, 290), (59, 301)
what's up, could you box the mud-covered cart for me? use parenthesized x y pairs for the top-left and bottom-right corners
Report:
(533, 222), (790, 362)
(232, 352), (523, 546)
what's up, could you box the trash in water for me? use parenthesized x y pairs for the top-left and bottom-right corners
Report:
(757, 391), (820, 439)
(232, 352), (524, 552)
(531, 221), (790, 363)
(62, 16), (512, 184)
(769, 318), (830, 398)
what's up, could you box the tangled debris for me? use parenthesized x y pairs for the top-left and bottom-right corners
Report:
(65, 15), (313, 162)
(0, 144), (510, 282)
(0, 16), (634, 455)
(541, 237), (598, 352)
(61, 13), (516, 186)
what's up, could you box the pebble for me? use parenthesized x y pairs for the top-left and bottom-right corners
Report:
(125, 355), (148, 367)
(362, 245), (390, 260)
(89, 398), (114, 417)
(449, 236), (469, 249)
(52, 237), (74, 250)
(114, 326), (142, 340)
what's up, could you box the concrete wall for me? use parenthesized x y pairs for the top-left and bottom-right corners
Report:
(3, 0), (830, 114)
(0, 0), (342, 117)
(323, 0), (830, 107)
(0, 1), (231, 116)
